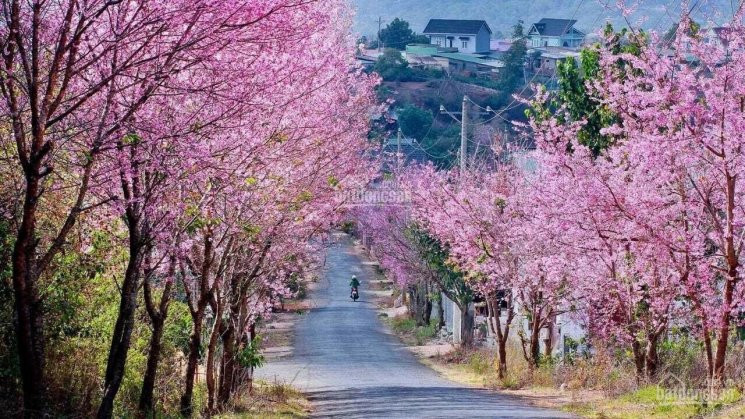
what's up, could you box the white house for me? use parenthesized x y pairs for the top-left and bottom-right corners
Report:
(423, 19), (492, 54)
(702, 26), (743, 50)
(528, 18), (585, 48)
(527, 47), (581, 78)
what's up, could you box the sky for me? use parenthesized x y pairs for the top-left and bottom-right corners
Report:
(350, 0), (735, 39)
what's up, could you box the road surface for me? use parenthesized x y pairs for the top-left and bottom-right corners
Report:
(256, 233), (571, 418)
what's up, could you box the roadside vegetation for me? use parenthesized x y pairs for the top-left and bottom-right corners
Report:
(365, 18), (530, 168)
(388, 315), (439, 346)
(216, 381), (311, 419)
(357, 10), (745, 419)
(384, 323), (745, 418)
(0, 1), (375, 417)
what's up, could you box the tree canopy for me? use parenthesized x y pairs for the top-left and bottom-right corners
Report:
(379, 17), (429, 49)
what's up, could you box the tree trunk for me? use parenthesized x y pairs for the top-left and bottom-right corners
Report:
(632, 339), (644, 380)
(408, 281), (432, 326)
(529, 326), (540, 367)
(138, 265), (174, 416)
(180, 233), (216, 416)
(543, 317), (554, 359)
(703, 327), (714, 379)
(180, 309), (205, 416)
(524, 311), (541, 368)
(218, 325), (236, 407)
(12, 172), (47, 417)
(138, 316), (165, 415)
(713, 271), (736, 383)
(644, 334), (659, 378)
(487, 295), (513, 379)
(712, 171), (739, 383)
(98, 227), (145, 419)
(459, 303), (474, 347)
(436, 292), (445, 330)
(206, 299), (223, 413)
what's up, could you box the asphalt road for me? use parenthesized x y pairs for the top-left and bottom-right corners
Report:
(256, 233), (571, 418)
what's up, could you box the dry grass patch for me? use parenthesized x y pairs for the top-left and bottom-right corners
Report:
(425, 346), (743, 418)
(217, 380), (312, 419)
(387, 315), (439, 346)
(564, 385), (742, 418)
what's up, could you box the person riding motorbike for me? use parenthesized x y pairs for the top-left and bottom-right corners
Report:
(350, 275), (360, 301)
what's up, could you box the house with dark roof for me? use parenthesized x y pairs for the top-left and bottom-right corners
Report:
(423, 19), (492, 54)
(703, 26), (743, 49)
(381, 135), (428, 170)
(527, 18), (585, 48)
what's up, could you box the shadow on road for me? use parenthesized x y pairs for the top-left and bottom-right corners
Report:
(306, 385), (571, 418)
(257, 234), (574, 418)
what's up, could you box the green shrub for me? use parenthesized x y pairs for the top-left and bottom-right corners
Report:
(467, 352), (492, 375)
(286, 273), (307, 300)
(339, 220), (356, 235)
(414, 321), (438, 345)
(237, 336), (265, 370)
(658, 331), (709, 387)
(391, 316), (417, 334)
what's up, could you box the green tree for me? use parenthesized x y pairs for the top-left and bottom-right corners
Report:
(498, 21), (527, 93)
(662, 20), (701, 44)
(373, 48), (413, 81)
(555, 50), (616, 154)
(379, 18), (426, 50)
(528, 24), (646, 156)
(406, 227), (475, 346)
(398, 104), (433, 140)
(421, 125), (460, 168)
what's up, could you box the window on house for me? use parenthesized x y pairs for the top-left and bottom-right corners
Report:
(461, 40), (468, 49)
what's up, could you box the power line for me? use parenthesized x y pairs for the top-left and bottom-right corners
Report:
(481, 0), (589, 121)
(376, 16), (385, 52)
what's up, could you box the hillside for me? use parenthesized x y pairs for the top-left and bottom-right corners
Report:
(351, 0), (734, 38)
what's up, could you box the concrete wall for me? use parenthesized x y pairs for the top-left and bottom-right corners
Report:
(489, 309), (586, 358)
(475, 26), (491, 53)
(429, 32), (490, 54)
(442, 292), (454, 333)
(530, 35), (583, 48)
(531, 36), (561, 47)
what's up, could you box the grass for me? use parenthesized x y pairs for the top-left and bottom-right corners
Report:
(563, 384), (742, 418)
(388, 315), (439, 345)
(420, 347), (504, 388)
(423, 346), (744, 418)
(716, 401), (745, 418)
(216, 380), (311, 418)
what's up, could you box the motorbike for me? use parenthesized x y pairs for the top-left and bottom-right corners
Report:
(350, 287), (359, 302)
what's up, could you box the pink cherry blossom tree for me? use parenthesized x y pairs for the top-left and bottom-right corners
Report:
(589, 7), (745, 381)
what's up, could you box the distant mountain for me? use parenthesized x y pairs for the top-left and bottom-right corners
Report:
(350, 0), (734, 39)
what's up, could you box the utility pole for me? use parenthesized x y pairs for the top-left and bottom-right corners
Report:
(440, 96), (496, 173)
(397, 128), (402, 170)
(376, 17), (384, 52)
(460, 95), (468, 172)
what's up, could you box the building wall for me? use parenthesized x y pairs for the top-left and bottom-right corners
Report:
(429, 33), (485, 54)
(442, 292), (454, 333)
(430, 35), (447, 47)
(530, 35), (583, 48)
(490, 307), (586, 358)
(475, 26), (491, 53)
(531, 36), (561, 47)
(560, 35), (583, 48)
(460, 36), (476, 53)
